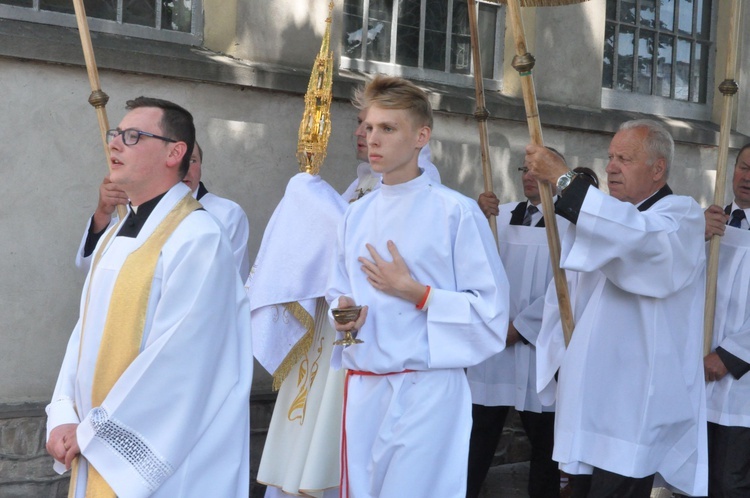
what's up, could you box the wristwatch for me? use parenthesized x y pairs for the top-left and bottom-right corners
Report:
(556, 170), (578, 195)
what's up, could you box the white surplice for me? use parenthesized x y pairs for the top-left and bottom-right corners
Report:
(48, 183), (253, 498)
(467, 201), (568, 412)
(707, 225), (750, 429)
(197, 186), (251, 281)
(326, 172), (510, 498)
(75, 183), (250, 281)
(536, 187), (708, 496)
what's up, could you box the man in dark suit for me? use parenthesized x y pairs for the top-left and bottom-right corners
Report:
(465, 149), (592, 498)
(702, 143), (750, 498)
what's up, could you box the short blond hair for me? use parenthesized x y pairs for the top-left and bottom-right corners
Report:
(353, 75), (433, 129)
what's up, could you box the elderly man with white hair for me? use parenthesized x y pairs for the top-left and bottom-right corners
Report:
(525, 119), (708, 498)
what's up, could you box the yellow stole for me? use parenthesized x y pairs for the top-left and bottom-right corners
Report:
(69, 193), (199, 498)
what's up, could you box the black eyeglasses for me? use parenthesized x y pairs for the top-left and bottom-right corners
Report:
(106, 128), (177, 146)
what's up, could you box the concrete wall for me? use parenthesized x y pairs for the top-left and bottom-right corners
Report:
(234, 0), (339, 68)
(0, 58), (359, 401)
(0, 54), (733, 406)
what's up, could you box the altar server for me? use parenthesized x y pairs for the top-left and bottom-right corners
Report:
(526, 119), (707, 497)
(326, 75), (509, 498)
(702, 143), (750, 497)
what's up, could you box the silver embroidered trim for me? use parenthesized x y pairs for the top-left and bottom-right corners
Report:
(90, 408), (173, 491)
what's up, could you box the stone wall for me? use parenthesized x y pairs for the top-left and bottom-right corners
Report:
(0, 393), (278, 498)
(1, 396), (531, 497)
(0, 403), (67, 498)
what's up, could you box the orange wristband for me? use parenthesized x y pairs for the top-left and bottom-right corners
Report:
(416, 285), (431, 310)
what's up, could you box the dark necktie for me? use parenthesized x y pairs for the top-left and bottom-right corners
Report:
(522, 204), (538, 226)
(729, 209), (746, 229)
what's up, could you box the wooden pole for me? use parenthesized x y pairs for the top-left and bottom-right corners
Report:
(505, 0), (575, 346)
(467, 0), (499, 243)
(704, 0), (742, 356)
(72, 0), (126, 219)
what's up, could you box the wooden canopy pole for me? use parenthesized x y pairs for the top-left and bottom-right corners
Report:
(72, 0), (126, 219)
(467, 0), (499, 243)
(496, 0), (586, 346)
(704, 0), (743, 356)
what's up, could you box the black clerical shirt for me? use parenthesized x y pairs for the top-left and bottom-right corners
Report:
(82, 192), (167, 258)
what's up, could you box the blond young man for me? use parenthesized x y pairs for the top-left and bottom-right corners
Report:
(326, 75), (510, 498)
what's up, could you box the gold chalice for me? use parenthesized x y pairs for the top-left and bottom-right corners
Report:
(331, 306), (364, 346)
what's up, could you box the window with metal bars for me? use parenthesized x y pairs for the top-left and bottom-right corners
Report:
(0, 0), (201, 44)
(602, 0), (713, 104)
(341, 0), (505, 90)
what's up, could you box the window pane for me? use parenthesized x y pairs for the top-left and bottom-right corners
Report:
(343, 0), (366, 57)
(657, 34), (673, 98)
(619, 0), (636, 23)
(640, 0), (656, 28)
(659, 0), (674, 31)
(396, 0), (420, 67)
(478, 3), (496, 79)
(696, 0), (711, 39)
(678, 0), (693, 35)
(450, 0), (471, 75)
(123, 0), (156, 27)
(341, 0), (502, 82)
(636, 29), (655, 94)
(424, 0), (448, 71)
(0, 0), (32, 7)
(675, 38), (690, 100)
(603, 22), (616, 89)
(617, 25), (635, 91)
(606, 0), (616, 20)
(368, 0), (393, 63)
(692, 41), (709, 103)
(40, 0), (117, 20)
(161, 0), (192, 32)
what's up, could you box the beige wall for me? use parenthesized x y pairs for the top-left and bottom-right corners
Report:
(2, 0), (748, 403)
(234, 0), (341, 68)
(0, 50), (735, 404)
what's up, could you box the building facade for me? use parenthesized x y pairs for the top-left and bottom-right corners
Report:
(0, 0), (748, 495)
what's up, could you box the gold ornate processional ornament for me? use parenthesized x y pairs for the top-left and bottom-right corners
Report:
(297, 1), (335, 176)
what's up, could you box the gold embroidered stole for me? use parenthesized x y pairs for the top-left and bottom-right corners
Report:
(273, 302), (315, 391)
(69, 193), (199, 498)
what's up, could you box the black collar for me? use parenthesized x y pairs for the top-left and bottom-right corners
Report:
(196, 181), (209, 201)
(119, 191), (168, 238)
(637, 184), (673, 212)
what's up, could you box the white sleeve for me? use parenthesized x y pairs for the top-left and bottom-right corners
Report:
(425, 205), (510, 369)
(561, 192), (705, 298)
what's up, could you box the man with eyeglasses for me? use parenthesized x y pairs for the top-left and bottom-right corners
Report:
(75, 138), (250, 282)
(466, 149), (574, 498)
(45, 97), (252, 498)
